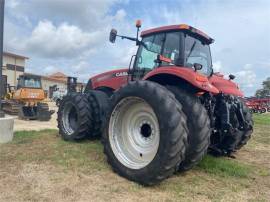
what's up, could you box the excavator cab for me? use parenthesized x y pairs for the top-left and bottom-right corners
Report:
(17, 75), (42, 89)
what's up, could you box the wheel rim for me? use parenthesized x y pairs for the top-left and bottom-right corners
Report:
(109, 97), (160, 169)
(62, 103), (78, 135)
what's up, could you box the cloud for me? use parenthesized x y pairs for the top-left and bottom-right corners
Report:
(16, 20), (105, 59)
(234, 64), (256, 88)
(212, 61), (222, 72)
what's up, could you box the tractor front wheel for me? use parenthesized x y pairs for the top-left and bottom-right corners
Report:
(103, 81), (188, 185)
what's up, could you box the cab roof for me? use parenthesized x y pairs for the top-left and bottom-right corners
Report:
(141, 24), (214, 44)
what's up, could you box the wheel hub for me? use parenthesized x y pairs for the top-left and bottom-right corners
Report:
(109, 97), (160, 169)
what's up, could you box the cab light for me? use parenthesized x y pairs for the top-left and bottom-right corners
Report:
(179, 24), (190, 30)
(196, 75), (208, 82)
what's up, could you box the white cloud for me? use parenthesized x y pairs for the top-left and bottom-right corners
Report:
(213, 61), (222, 72)
(114, 9), (127, 21)
(234, 64), (256, 88)
(19, 20), (105, 59)
(43, 65), (58, 75)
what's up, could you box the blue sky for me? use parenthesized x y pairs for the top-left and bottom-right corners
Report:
(4, 0), (270, 96)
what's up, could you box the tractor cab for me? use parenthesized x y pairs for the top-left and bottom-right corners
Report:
(110, 22), (214, 79)
(17, 75), (42, 89)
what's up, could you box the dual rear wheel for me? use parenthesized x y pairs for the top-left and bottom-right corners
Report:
(58, 81), (252, 185)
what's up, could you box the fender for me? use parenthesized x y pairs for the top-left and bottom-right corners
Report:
(143, 66), (219, 94)
(89, 68), (129, 90)
(209, 74), (244, 97)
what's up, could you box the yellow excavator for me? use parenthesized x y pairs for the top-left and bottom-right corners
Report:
(2, 74), (54, 121)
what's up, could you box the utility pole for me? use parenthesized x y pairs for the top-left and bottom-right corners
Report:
(0, 0), (5, 117)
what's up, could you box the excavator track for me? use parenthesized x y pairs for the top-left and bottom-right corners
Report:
(2, 100), (20, 115)
(37, 102), (55, 121)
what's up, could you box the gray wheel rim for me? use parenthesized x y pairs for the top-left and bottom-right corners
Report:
(109, 97), (160, 169)
(62, 103), (78, 135)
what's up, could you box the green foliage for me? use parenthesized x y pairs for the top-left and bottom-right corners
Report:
(255, 77), (270, 97)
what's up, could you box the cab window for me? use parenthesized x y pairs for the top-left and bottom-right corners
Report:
(162, 32), (181, 66)
(184, 34), (212, 76)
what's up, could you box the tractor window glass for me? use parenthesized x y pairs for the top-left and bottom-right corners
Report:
(185, 35), (212, 76)
(134, 33), (165, 73)
(162, 32), (180, 66)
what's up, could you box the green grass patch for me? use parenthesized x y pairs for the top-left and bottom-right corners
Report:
(253, 113), (270, 125)
(9, 130), (108, 172)
(197, 155), (252, 178)
(13, 129), (58, 143)
(51, 139), (107, 171)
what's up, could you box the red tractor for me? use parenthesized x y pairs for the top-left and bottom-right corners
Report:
(57, 21), (253, 185)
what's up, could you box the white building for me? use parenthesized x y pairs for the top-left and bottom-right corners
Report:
(2, 51), (29, 87)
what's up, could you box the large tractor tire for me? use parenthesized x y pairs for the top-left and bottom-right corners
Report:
(103, 81), (188, 185)
(57, 93), (92, 141)
(167, 86), (211, 171)
(86, 90), (109, 138)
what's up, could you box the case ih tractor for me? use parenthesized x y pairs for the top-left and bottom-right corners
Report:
(57, 21), (253, 185)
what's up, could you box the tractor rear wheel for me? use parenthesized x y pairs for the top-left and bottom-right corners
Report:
(57, 93), (91, 141)
(167, 86), (211, 171)
(86, 90), (109, 138)
(103, 81), (188, 185)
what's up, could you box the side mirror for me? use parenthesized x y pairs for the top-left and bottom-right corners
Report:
(109, 29), (117, 43)
(194, 63), (203, 71)
(229, 74), (235, 80)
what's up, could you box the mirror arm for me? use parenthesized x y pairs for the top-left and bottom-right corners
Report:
(117, 35), (137, 42)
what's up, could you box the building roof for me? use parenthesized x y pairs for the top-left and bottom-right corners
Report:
(24, 72), (66, 83)
(49, 72), (67, 78)
(3, 51), (29, 59)
(24, 72), (85, 86)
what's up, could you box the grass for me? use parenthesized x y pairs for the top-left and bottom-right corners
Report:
(253, 113), (270, 125)
(197, 155), (252, 178)
(0, 114), (269, 201)
(1, 130), (107, 173)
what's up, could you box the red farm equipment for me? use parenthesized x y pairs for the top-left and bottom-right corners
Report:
(57, 21), (253, 185)
(245, 97), (270, 113)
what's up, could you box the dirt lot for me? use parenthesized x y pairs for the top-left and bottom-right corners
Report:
(0, 114), (269, 202)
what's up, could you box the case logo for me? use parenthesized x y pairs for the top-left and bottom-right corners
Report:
(115, 72), (128, 77)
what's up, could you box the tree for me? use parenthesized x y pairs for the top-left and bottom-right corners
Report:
(255, 77), (270, 97)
